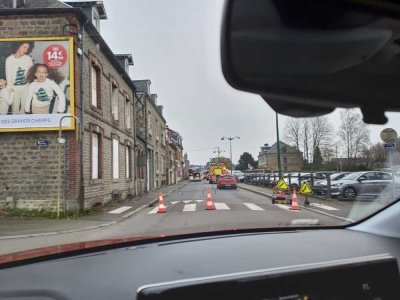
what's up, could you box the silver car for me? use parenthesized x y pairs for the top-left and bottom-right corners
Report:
(330, 171), (393, 199)
(314, 172), (351, 195)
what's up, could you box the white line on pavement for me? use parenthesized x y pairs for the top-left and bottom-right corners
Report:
(243, 203), (265, 211)
(195, 200), (204, 203)
(183, 204), (196, 212)
(309, 203), (339, 211)
(275, 204), (292, 211)
(147, 207), (159, 215)
(108, 206), (132, 214)
(183, 200), (192, 204)
(171, 201), (180, 205)
(291, 219), (319, 225)
(214, 202), (230, 210)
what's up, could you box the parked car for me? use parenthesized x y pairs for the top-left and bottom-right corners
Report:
(217, 174), (237, 189)
(330, 171), (393, 199)
(313, 172), (352, 195)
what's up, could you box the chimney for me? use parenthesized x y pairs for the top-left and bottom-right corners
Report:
(157, 105), (163, 115)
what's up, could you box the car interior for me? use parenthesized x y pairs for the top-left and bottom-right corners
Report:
(1, 0), (400, 299)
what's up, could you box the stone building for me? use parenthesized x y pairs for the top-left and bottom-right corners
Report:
(258, 142), (303, 172)
(133, 79), (167, 191)
(0, 0), (137, 211)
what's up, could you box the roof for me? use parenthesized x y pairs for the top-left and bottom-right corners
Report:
(1, 0), (71, 8)
(260, 141), (302, 155)
(64, 1), (107, 19)
(115, 54), (134, 66)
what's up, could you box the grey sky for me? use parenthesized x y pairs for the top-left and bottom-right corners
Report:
(76, 0), (400, 165)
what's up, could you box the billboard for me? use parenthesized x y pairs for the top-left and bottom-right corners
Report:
(0, 37), (75, 132)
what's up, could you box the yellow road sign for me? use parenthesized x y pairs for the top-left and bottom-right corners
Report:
(300, 182), (313, 194)
(275, 178), (289, 190)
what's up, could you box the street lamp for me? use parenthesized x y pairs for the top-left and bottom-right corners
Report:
(221, 136), (240, 174)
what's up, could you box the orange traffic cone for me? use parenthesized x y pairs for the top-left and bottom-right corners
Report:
(206, 188), (215, 210)
(157, 192), (167, 213)
(290, 189), (300, 211)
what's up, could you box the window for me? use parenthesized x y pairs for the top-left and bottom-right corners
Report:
(111, 82), (119, 121)
(90, 63), (101, 108)
(90, 65), (97, 107)
(283, 157), (287, 164)
(126, 145), (132, 179)
(125, 96), (131, 129)
(93, 11), (101, 32)
(89, 53), (102, 109)
(91, 132), (100, 179)
(112, 138), (119, 179)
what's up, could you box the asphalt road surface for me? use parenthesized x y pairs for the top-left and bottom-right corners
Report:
(0, 182), (347, 255)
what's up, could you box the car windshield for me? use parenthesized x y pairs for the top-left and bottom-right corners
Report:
(0, 0), (400, 257)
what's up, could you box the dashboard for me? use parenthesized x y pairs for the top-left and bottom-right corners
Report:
(0, 228), (399, 299)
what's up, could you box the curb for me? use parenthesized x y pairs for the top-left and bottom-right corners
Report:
(0, 182), (188, 240)
(238, 185), (354, 224)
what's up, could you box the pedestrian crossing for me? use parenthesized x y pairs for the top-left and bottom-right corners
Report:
(147, 201), (276, 214)
(107, 200), (341, 216)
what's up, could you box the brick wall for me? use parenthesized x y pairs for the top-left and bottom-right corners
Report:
(0, 14), (82, 210)
(0, 13), (137, 210)
(80, 33), (136, 208)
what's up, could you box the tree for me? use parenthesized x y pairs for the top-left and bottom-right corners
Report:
(236, 152), (257, 170)
(313, 146), (323, 168)
(284, 118), (302, 150)
(338, 109), (370, 165)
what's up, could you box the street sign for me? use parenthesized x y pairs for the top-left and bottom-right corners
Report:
(37, 140), (48, 149)
(384, 143), (396, 149)
(300, 182), (313, 194)
(275, 178), (289, 190)
(380, 128), (398, 144)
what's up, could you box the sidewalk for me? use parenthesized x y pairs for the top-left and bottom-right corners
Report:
(0, 181), (187, 239)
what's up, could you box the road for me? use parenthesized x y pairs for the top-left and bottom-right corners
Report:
(0, 182), (347, 255)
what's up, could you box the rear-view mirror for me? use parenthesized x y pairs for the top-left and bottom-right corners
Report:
(221, 0), (400, 124)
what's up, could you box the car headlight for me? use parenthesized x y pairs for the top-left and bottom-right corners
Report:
(331, 183), (344, 188)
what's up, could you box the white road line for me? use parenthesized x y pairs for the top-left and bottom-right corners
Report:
(291, 219), (319, 225)
(183, 200), (192, 204)
(309, 203), (339, 211)
(243, 203), (265, 211)
(195, 200), (204, 203)
(214, 202), (230, 210)
(108, 206), (132, 214)
(171, 201), (180, 205)
(183, 204), (196, 212)
(147, 207), (159, 215)
(275, 204), (292, 211)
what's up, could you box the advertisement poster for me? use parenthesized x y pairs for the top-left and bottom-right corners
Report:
(0, 37), (75, 132)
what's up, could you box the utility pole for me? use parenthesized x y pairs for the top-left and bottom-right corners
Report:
(276, 112), (282, 178)
(214, 147), (225, 164)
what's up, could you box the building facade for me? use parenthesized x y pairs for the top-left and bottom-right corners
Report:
(0, 0), (138, 211)
(0, 0), (185, 212)
(258, 142), (303, 172)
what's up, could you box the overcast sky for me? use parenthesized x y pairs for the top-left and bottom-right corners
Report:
(71, 0), (400, 165)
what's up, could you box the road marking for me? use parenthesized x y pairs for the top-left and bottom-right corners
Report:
(214, 202), (230, 210)
(108, 206), (132, 214)
(183, 200), (192, 204)
(183, 204), (196, 212)
(195, 200), (204, 203)
(291, 219), (319, 225)
(275, 204), (291, 210)
(171, 201), (180, 205)
(147, 207), (159, 215)
(309, 203), (339, 211)
(243, 203), (264, 211)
